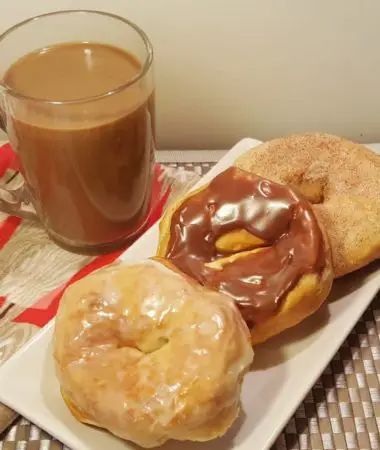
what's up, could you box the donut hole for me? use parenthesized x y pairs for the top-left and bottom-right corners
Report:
(285, 168), (328, 205)
(136, 335), (169, 354)
(215, 229), (267, 253)
(206, 248), (267, 271)
(293, 180), (325, 204)
(245, 319), (254, 330)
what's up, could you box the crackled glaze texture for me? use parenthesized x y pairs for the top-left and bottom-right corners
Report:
(54, 259), (253, 448)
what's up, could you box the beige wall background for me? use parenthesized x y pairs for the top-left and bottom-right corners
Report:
(1, 0), (380, 149)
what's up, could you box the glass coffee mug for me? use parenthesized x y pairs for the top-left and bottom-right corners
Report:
(0, 10), (158, 253)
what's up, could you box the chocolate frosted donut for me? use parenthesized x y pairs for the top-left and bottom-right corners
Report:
(158, 167), (333, 343)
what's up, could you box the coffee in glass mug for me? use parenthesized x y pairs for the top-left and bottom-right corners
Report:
(0, 10), (156, 253)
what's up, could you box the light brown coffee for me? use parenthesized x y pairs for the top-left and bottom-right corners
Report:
(3, 42), (155, 247)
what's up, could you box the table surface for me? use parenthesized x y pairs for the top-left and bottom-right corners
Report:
(0, 154), (379, 450)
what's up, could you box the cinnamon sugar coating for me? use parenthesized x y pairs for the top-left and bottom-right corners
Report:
(235, 133), (380, 277)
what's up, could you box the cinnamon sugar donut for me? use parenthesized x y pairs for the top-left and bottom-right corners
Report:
(54, 259), (253, 448)
(158, 167), (333, 344)
(235, 133), (380, 277)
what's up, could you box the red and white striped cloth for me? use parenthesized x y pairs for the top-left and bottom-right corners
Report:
(0, 143), (173, 363)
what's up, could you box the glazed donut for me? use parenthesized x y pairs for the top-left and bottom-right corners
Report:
(235, 133), (380, 277)
(54, 259), (253, 448)
(158, 167), (333, 344)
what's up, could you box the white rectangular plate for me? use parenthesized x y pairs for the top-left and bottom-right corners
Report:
(0, 138), (379, 450)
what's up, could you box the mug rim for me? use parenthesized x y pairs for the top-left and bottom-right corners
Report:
(0, 9), (154, 105)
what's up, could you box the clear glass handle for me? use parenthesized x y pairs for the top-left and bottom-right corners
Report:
(0, 170), (37, 219)
(0, 90), (37, 219)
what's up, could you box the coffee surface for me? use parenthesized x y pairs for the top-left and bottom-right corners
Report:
(3, 42), (154, 246)
(4, 42), (142, 101)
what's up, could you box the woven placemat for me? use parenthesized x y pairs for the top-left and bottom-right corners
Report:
(0, 160), (379, 450)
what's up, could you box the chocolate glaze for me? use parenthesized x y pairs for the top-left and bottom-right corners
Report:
(165, 167), (325, 324)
